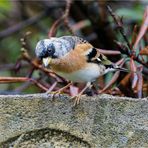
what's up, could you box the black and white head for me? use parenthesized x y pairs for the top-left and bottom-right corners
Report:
(35, 39), (58, 58)
(35, 37), (75, 67)
(35, 38), (59, 67)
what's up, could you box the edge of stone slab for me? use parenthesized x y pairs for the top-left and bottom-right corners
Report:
(0, 93), (147, 102)
(0, 93), (148, 147)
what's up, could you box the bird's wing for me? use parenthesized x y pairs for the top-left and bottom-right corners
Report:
(60, 36), (114, 68)
(86, 47), (114, 69)
(60, 36), (88, 46)
(55, 36), (128, 72)
(60, 36), (94, 55)
(86, 48), (129, 72)
(60, 36), (113, 67)
(53, 36), (91, 58)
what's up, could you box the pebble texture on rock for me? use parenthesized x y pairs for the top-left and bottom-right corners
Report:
(0, 94), (148, 147)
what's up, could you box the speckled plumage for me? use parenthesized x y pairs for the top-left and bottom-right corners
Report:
(35, 36), (128, 105)
(35, 36), (118, 83)
(35, 36), (88, 59)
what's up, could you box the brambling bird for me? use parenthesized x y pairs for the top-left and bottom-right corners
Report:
(35, 36), (127, 105)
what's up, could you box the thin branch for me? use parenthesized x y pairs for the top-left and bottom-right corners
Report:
(97, 48), (121, 55)
(21, 49), (52, 74)
(107, 6), (148, 70)
(0, 11), (46, 39)
(133, 6), (148, 49)
(48, 0), (74, 37)
(0, 4), (66, 39)
(20, 48), (66, 82)
(107, 5), (131, 50)
(0, 76), (48, 91)
(115, 41), (148, 68)
(99, 58), (125, 93)
(63, 0), (74, 35)
(0, 63), (27, 71)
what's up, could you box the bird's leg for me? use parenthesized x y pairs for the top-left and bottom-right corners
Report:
(71, 82), (92, 106)
(46, 82), (72, 98)
(92, 79), (100, 94)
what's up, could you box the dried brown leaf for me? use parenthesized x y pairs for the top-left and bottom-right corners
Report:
(139, 46), (148, 55)
(130, 58), (138, 89)
(99, 58), (125, 93)
(130, 58), (137, 72)
(99, 71), (120, 93)
(115, 58), (125, 65)
(132, 74), (138, 89)
(134, 6), (148, 49)
(137, 66), (143, 98)
(120, 73), (131, 87)
(131, 25), (138, 49)
(118, 73), (136, 97)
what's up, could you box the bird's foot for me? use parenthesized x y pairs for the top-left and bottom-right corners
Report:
(70, 94), (85, 106)
(45, 82), (72, 100)
(45, 90), (62, 101)
(70, 82), (91, 106)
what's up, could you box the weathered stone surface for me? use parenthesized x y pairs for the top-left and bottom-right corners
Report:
(0, 94), (147, 147)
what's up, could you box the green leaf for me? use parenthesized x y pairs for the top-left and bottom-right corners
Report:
(116, 8), (143, 21)
(0, 0), (12, 11)
(0, 0), (12, 19)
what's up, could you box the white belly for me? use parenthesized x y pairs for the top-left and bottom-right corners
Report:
(56, 63), (105, 82)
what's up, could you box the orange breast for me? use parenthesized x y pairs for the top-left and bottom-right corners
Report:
(50, 43), (92, 73)
(50, 52), (86, 73)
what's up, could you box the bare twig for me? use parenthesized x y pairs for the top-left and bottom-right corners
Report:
(107, 5), (131, 50)
(99, 71), (121, 93)
(133, 6), (148, 49)
(97, 48), (121, 55)
(115, 41), (148, 68)
(130, 25), (138, 48)
(21, 49), (52, 74)
(0, 76), (48, 91)
(46, 81), (58, 93)
(48, 0), (74, 37)
(0, 63), (27, 71)
(48, 17), (63, 38)
(107, 6), (148, 70)
(63, 0), (74, 35)
(137, 66), (143, 98)
(99, 58), (125, 93)
(0, 3), (66, 39)
(0, 11), (46, 39)
(21, 48), (66, 83)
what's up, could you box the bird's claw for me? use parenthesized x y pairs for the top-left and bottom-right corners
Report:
(46, 90), (62, 100)
(70, 94), (85, 106)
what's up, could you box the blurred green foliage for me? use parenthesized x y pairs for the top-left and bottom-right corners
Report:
(0, 0), (12, 19)
(0, 1), (147, 95)
(116, 6), (144, 21)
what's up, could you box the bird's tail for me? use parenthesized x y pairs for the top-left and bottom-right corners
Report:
(104, 64), (130, 74)
(113, 65), (130, 73)
(113, 64), (143, 76)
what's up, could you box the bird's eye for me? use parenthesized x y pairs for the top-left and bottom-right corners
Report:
(47, 49), (51, 53)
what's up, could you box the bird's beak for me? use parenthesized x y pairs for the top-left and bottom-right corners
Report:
(42, 57), (51, 67)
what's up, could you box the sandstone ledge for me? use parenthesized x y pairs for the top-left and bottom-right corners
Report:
(0, 94), (148, 147)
